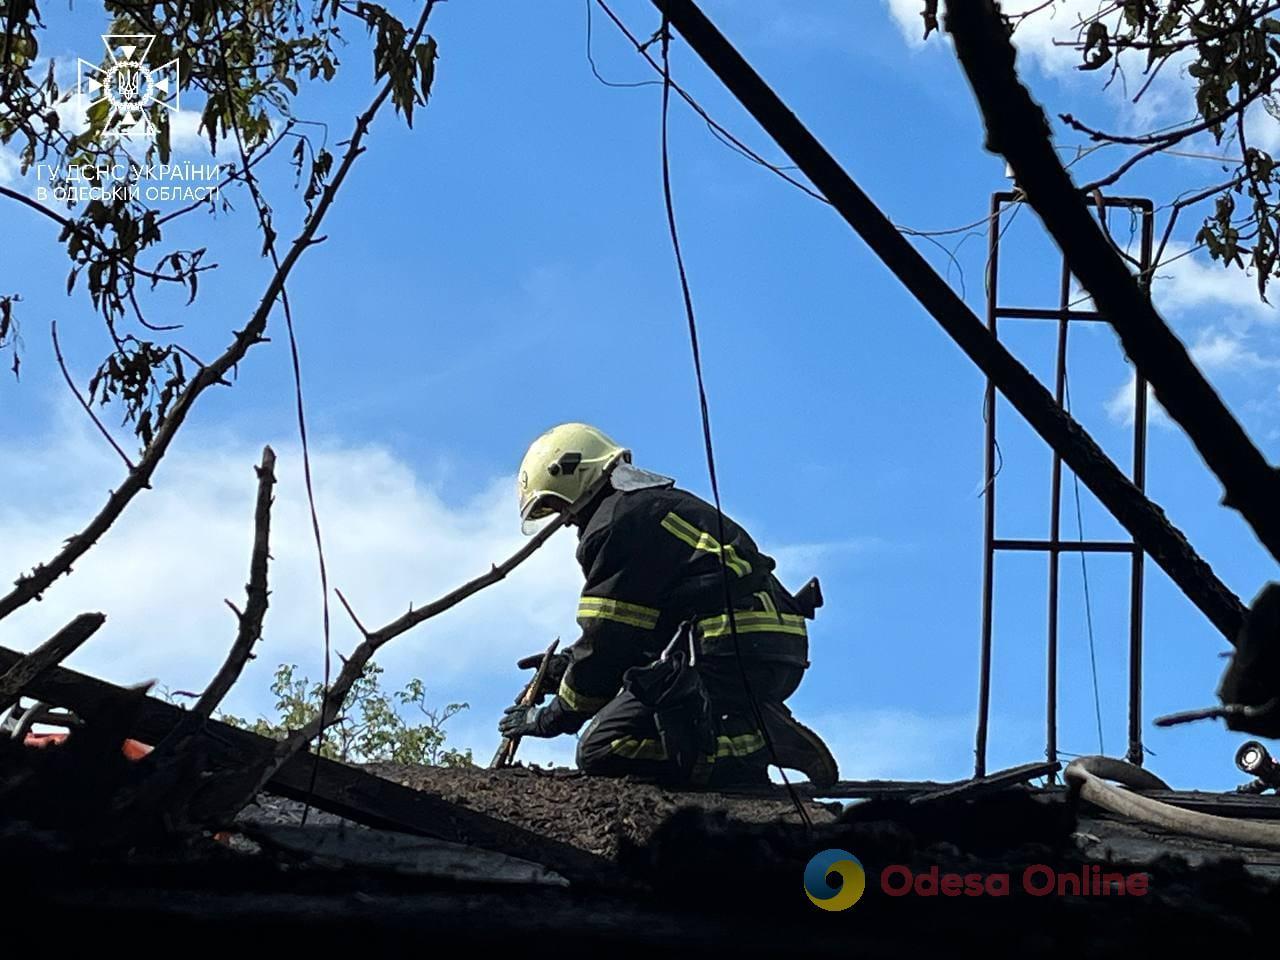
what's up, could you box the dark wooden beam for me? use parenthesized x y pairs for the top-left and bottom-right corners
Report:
(645, 0), (1247, 642)
(908, 761), (1060, 804)
(0, 644), (611, 884)
(0, 613), (105, 713)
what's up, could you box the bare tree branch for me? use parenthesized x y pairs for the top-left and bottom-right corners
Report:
(0, 1), (438, 624)
(1062, 65), (1280, 148)
(119, 447), (277, 827)
(946, 0), (1280, 564)
(0, 613), (105, 713)
(1154, 173), (1250, 268)
(193, 445), (276, 721)
(208, 512), (570, 815)
(334, 587), (369, 636)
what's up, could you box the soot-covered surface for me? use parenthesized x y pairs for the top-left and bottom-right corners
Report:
(363, 762), (840, 858)
(11, 747), (1280, 952)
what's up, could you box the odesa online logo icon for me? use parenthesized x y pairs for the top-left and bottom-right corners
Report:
(804, 849), (866, 911)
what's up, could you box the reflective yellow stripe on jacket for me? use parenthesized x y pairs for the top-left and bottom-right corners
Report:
(696, 611), (808, 639)
(577, 596), (661, 630)
(607, 731), (766, 761)
(659, 511), (753, 577)
(557, 677), (612, 713)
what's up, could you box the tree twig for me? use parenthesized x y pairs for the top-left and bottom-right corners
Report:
(1153, 172), (1249, 269)
(0, 185), (197, 288)
(193, 446), (277, 721)
(210, 512), (570, 814)
(0, 613), (105, 713)
(1070, 63), (1280, 193)
(946, 0), (1280, 564)
(1062, 64), (1280, 147)
(50, 321), (136, 471)
(334, 587), (368, 636)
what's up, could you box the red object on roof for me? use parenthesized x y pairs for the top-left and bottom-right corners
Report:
(22, 732), (152, 760)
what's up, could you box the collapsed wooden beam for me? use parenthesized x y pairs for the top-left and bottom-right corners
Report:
(647, 0), (1247, 642)
(0, 613), (105, 714)
(0, 644), (611, 884)
(908, 760), (1060, 805)
(945, 0), (1280, 567)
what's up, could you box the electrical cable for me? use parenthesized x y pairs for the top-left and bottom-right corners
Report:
(656, 14), (810, 826)
(1062, 373), (1106, 757)
(212, 13), (332, 824)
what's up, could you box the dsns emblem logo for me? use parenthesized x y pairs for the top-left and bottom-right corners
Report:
(804, 849), (866, 911)
(78, 35), (180, 139)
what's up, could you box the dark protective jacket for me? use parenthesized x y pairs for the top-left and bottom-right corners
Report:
(535, 484), (809, 736)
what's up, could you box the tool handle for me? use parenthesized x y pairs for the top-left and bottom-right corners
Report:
(489, 637), (560, 769)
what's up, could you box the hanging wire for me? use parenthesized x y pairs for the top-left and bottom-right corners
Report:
(1062, 371), (1107, 756)
(211, 13), (332, 822)
(656, 14), (811, 826)
(586, 0), (661, 88)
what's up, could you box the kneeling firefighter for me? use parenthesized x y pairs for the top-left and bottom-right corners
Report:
(497, 423), (838, 787)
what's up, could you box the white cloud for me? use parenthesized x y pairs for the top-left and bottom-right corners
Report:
(0, 409), (584, 747)
(0, 410), (901, 773)
(771, 536), (896, 586)
(50, 91), (213, 158)
(883, 0), (1113, 72)
(1105, 328), (1279, 427)
(883, 0), (931, 47)
(167, 107), (214, 154)
(882, 0), (1197, 136)
(1245, 100), (1280, 155)
(0, 146), (19, 186)
(1100, 241), (1280, 428)
(1155, 244), (1280, 325)
(1104, 370), (1145, 427)
(1189, 329), (1280, 372)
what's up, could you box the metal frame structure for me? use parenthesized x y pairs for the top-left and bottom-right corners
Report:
(976, 191), (1154, 777)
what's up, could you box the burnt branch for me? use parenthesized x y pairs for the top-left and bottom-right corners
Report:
(0, 613), (105, 714)
(111, 448), (276, 831)
(194, 445), (276, 721)
(946, 0), (1280, 565)
(208, 512), (570, 816)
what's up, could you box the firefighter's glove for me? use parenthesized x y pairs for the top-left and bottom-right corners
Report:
(499, 704), (546, 739)
(516, 651), (570, 696)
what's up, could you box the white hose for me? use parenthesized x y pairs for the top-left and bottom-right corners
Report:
(1066, 755), (1280, 851)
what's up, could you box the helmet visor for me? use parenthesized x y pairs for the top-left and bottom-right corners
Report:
(519, 492), (567, 536)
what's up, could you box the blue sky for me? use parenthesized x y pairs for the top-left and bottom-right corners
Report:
(2, 0), (1278, 788)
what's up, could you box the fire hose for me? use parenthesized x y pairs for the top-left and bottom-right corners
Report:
(1066, 755), (1280, 851)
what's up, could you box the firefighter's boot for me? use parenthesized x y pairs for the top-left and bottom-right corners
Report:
(761, 702), (839, 786)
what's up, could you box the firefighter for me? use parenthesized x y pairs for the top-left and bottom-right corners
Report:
(498, 422), (838, 786)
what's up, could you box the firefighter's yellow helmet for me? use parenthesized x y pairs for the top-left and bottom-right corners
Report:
(517, 423), (629, 531)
